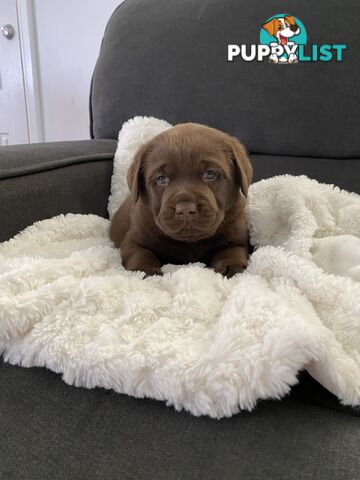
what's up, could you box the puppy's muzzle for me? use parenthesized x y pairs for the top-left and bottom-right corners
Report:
(157, 189), (221, 241)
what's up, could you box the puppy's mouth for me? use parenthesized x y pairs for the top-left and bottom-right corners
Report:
(165, 227), (215, 242)
(156, 214), (223, 242)
(279, 34), (288, 45)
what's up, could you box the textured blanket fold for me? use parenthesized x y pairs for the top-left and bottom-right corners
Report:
(1, 116), (359, 418)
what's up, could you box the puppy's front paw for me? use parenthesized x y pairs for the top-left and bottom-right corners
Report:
(142, 266), (163, 278)
(212, 259), (247, 278)
(123, 249), (163, 277)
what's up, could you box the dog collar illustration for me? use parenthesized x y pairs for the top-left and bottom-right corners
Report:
(227, 14), (347, 63)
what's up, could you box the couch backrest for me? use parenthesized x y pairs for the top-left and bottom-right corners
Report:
(90, 0), (360, 158)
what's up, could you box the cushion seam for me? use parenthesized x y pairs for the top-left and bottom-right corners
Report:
(0, 153), (114, 180)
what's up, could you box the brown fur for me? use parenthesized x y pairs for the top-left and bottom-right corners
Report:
(109, 123), (253, 277)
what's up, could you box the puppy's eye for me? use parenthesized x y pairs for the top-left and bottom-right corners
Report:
(202, 169), (218, 181)
(278, 24), (283, 30)
(156, 175), (169, 186)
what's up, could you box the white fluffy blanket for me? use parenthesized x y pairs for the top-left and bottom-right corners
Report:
(1, 116), (360, 419)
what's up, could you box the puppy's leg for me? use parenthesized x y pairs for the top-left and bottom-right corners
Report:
(121, 236), (163, 277)
(270, 53), (279, 63)
(210, 245), (249, 278)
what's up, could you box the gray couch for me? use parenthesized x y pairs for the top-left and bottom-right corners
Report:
(1, 1), (359, 478)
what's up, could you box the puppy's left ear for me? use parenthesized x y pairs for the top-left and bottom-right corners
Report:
(228, 137), (253, 197)
(284, 15), (296, 25)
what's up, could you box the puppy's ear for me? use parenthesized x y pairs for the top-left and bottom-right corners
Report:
(284, 15), (296, 26)
(262, 18), (277, 37)
(127, 142), (151, 203)
(228, 137), (253, 197)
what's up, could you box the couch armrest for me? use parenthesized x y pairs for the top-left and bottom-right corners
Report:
(0, 139), (117, 242)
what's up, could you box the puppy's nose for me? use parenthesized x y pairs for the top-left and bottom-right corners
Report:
(175, 201), (197, 218)
(290, 24), (298, 32)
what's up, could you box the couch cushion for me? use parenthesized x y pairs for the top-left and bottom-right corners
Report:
(252, 154), (360, 194)
(0, 362), (359, 480)
(91, 0), (360, 159)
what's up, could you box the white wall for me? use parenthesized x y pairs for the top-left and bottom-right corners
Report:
(33, 0), (123, 142)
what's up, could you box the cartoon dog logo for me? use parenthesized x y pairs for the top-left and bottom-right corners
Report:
(262, 15), (301, 63)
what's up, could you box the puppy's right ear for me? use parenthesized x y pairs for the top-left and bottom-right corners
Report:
(127, 142), (151, 203)
(262, 18), (277, 37)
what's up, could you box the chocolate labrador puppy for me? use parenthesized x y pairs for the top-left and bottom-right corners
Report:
(110, 123), (253, 277)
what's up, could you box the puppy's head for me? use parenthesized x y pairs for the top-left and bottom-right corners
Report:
(262, 15), (300, 45)
(127, 123), (252, 242)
